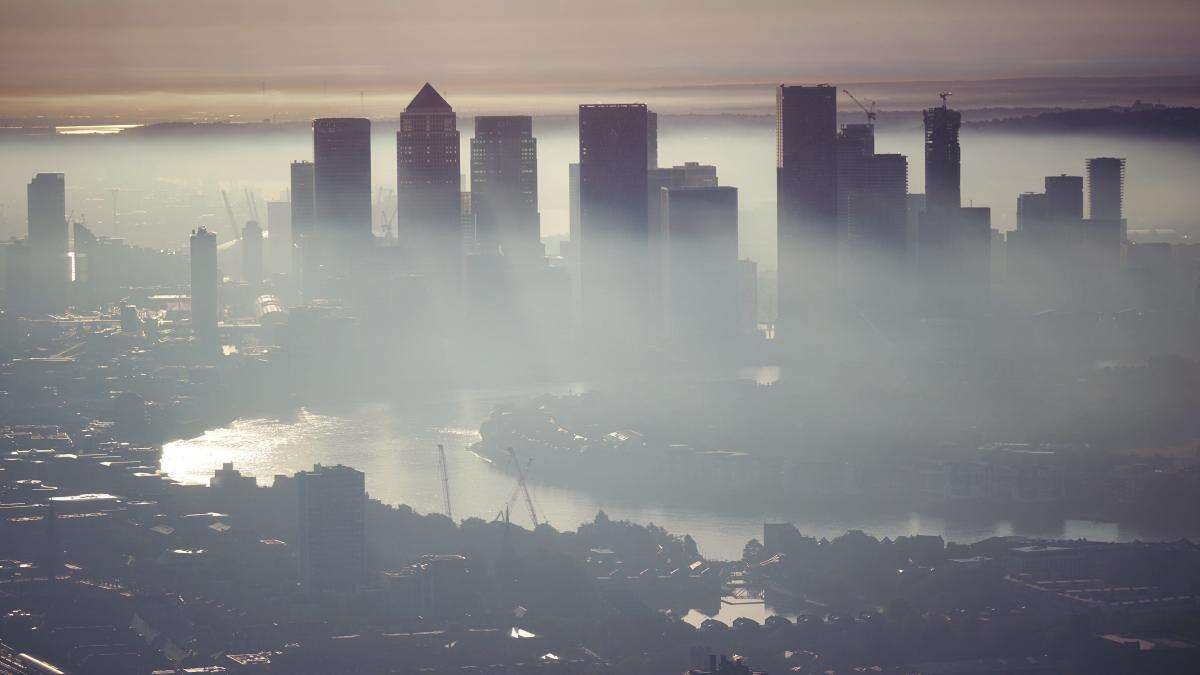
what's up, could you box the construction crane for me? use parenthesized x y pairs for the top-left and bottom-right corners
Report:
(506, 447), (540, 527)
(220, 189), (241, 240)
(493, 456), (534, 522)
(436, 444), (453, 521)
(244, 187), (259, 223)
(842, 89), (877, 124)
(939, 91), (953, 108)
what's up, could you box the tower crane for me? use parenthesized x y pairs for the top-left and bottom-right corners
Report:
(436, 444), (453, 521)
(220, 189), (241, 240)
(494, 456), (534, 521)
(506, 447), (540, 527)
(244, 188), (259, 223)
(939, 91), (953, 108)
(842, 89), (877, 124)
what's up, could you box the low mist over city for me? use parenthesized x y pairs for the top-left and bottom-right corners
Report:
(2, 1), (1200, 674)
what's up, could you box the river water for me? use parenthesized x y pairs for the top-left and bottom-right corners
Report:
(159, 369), (1175, 561)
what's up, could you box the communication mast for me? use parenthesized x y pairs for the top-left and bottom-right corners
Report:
(939, 91), (953, 108)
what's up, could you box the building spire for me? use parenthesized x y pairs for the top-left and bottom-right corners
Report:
(405, 82), (452, 112)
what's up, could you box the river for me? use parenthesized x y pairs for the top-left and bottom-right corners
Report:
(159, 369), (1176, 561)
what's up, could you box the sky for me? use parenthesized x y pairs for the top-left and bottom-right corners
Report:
(2, 0), (1199, 120)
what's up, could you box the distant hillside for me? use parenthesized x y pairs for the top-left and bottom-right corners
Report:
(966, 104), (1200, 138)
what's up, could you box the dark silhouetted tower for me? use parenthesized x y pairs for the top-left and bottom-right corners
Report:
(568, 163), (581, 256)
(923, 102), (961, 213)
(646, 110), (659, 169)
(662, 186), (740, 343)
(265, 200), (291, 277)
(578, 104), (650, 343)
(189, 226), (219, 358)
(847, 153), (908, 250)
(1087, 157), (1126, 238)
(313, 119), (372, 240)
(397, 83), (461, 281)
(836, 123), (875, 233)
(26, 172), (69, 311)
(241, 220), (263, 288)
(470, 115), (539, 260)
(776, 84), (837, 334)
(290, 161), (316, 240)
(1044, 174), (1084, 221)
(297, 464), (365, 593)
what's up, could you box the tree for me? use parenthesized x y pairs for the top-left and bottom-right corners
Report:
(743, 538), (765, 563)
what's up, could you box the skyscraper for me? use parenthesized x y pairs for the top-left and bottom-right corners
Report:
(662, 186), (740, 343)
(647, 162), (720, 334)
(470, 115), (539, 260)
(189, 226), (219, 358)
(290, 161), (316, 290)
(1087, 157), (1126, 239)
(397, 83), (461, 281)
(290, 161), (316, 241)
(923, 100), (962, 213)
(313, 119), (372, 240)
(844, 154), (908, 311)
(265, 200), (291, 277)
(297, 464), (365, 594)
(646, 110), (659, 169)
(26, 173), (69, 311)
(847, 154), (908, 250)
(776, 84), (838, 333)
(241, 220), (263, 288)
(568, 163), (581, 256)
(578, 104), (650, 342)
(1044, 174), (1084, 221)
(835, 123), (875, 234)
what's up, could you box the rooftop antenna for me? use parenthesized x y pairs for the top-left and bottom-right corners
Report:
(360, 91), (365, 117)
(939, 91), (953, 108)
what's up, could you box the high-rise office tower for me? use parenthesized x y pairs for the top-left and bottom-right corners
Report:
(847, 154), (908, 250)
(1044, 174), (1084, 221)
(397, 83), (461, 281)
(189, 226), (219, 358)
(646, 110), (659, 169)
(470, 115), (539, 260)
(1087, 157), (1125, 225)
(662, 186), (740, 343)
(844, 154), (908, 310)
(648, 162), (720, 248)
(312, 119), (370, 297)
(647, 161), (720, 333)
(578, 104), (650, 342)
(1083, 158), (1126, 269)
(290, 160), (316, 288)
(956, 207), (992, 310)
(26, 173), (69, 311)
(241, 220), (263, 288)
(568, 163), (581, 257)
(265, 200), (291, 277)
(313, 119), (372, 240)
(776, 84), (838, 333)
(836, 123), (875, 233)
(923, 100), (962, 213)
(296, 464), (365, 594)
(290, 161), (316, 240)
